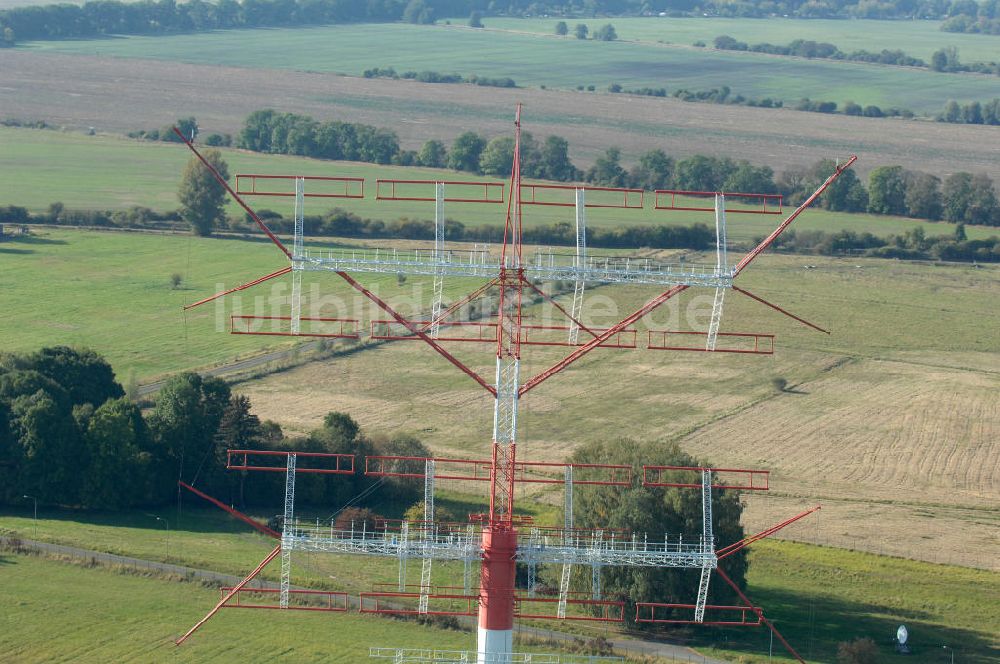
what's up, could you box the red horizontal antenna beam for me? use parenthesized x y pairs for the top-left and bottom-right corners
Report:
(371, 319), (636, 349)
(515, 597), (625, 622)
(733, 155), (857, 277)
(732, 286), (829, 335)
(178, 481), (280, 539)
(336, 271), (496, 396)
(230, 315), (360, 339)
(364, 455), (631, 485)
(635, 602), (763, 626)
(375, 179), (505, 203)
(183, 266), (292, 311)
(654, 189), (782, 214)
(218, 587), (350, 612)
(642, 466), (770, 491)
(647, 329), (774, 355)
(521, 285), (689, 396)
(172, 127), (291, 260)
(226, 449), (355, 475)
(520, 183), (644, 208)
(234, 173), (364, 198)
(359, 591), (478, 617)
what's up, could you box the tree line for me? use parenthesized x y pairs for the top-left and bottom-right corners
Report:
(233, 110), (1000, 225)
(0, 346), (428, 511)
(5, 0), (1000, 46)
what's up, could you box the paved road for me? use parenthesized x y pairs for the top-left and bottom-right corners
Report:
(4, 537), (727, 663)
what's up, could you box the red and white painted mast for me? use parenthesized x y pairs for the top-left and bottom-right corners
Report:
(478, 104), (525, 663)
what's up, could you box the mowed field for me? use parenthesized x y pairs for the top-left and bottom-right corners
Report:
(484, 16), (1000, 63)
(3, 126), (999, 244)
(19, 23), (1000, 115)
(0, 553), (475, 663)
(0, 226), (493, 379)
(233, 252), (1000, 569)
(3, 51), (999, 182)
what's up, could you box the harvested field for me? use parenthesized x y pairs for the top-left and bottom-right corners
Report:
(2, 51), (999, 181)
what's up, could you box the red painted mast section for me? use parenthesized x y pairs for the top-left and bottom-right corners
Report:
(479, 104), (526, 653)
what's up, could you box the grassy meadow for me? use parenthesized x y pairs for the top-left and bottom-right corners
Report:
(2, 126), (996, 243)
(1, 507), (997, 663)
(19, 23), (1000, 114)
(483, 16), (1000, 64)
(0, 552), (475, 663)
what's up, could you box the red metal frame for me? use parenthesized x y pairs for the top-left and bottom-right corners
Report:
(641, 466), (770, 491)
(635, 602), (763, 626)
(370, 319), (637, 349)
(375, 179), (505, 203)
(231, 315), (360, 339)
(171, 118), (857, 660)
(647, 330), (774, 355)
(520, 183), (644, 208)
(235, 174), (365, 198)
(514, 597), (625, 622)
(364, 455), (631, 486)
(654, 190), (782, 214)
(359, 591), (479, 617)
(226, 449), (355, 475)
(219, 586), (350, 612)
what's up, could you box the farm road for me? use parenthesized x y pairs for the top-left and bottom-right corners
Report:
(4, 536), (727, 664)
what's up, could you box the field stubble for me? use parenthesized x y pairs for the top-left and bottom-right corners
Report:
(1, 50), (998, 183)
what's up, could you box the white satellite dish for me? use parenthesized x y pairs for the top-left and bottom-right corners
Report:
(897, 625), (908, 645)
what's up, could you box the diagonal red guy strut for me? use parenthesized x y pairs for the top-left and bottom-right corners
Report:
(183, 266), (292, 311)
(178, 481), (281, 539)
(520, 285), (689, 396)
(715, 505), (821, 561)
(733, 156), (857, 277)
(522, 278), (602, 341)
(715, 566), (806, 664)
(336, 270), (497, 396)
(731, 286), (829, 335)
(173, 126), (292, 260)
(175, 544), (282, 645)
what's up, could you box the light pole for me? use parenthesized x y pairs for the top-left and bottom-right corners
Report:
(22, 495), (37, 538)
(943, 645), (954, 664)
(152, 515), (170, 546)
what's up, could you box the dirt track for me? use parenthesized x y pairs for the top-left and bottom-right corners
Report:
(2, 50), (999, 179)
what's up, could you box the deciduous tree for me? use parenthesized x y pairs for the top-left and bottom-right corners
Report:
(178, 149), (229, 236)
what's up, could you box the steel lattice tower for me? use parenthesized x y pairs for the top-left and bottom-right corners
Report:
(170, 111), (857, 664)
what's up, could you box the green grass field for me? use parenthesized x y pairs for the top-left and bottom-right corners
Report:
(2, 507), (997, 663)
(483, 16), (1000, 64)
(19, 23), (1000, 113)
(3, 126), (994, 242)
(0, 553), (475, 663)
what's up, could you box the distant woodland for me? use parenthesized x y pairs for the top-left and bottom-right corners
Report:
(3, 0), (1000, 45)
